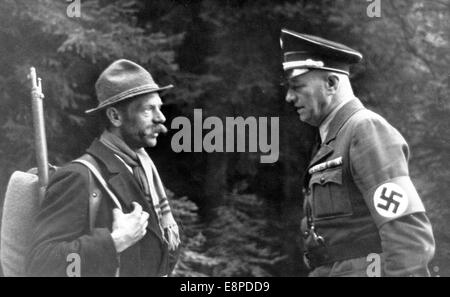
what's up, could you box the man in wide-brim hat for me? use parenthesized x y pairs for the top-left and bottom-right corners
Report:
(26, 59), (180, 277)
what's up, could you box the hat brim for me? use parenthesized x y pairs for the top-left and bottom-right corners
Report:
(85, 84), (173, 114)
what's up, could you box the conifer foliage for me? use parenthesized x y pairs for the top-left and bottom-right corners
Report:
(1, 0), (449, 276)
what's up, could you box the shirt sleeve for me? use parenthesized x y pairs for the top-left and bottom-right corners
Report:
(349, 113), (435, 276)
(26, 165), (119, 277)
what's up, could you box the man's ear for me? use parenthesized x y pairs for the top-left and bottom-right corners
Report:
(105, 107), (123, 128)
(326, 74), (340, 93)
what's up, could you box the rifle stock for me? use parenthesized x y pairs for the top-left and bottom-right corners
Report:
(29, 67), (48, 202)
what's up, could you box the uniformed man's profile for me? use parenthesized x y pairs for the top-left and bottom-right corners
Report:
(281, 28), (435, 277)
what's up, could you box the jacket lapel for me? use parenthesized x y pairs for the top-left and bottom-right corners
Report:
(307, 99), (365, 170)
(308, 144), (334, 169)
(86, 139), (144, 210)
(86, 139), (164, 239)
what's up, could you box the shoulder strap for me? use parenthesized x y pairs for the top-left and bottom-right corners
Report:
(86, 167), (102, 231)
(73, 155), (123, 230)
(72, 155), (122, 277)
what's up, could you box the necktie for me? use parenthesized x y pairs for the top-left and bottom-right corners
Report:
(311, 131), (322, 159)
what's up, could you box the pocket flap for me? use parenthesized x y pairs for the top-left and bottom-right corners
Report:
(310, 167), (343, 186)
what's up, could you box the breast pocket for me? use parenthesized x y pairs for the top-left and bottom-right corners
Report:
(310, 167), (353, 220)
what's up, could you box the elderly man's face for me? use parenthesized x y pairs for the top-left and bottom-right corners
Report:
(285, 71), (329, 127)
(119, 92), (167, 149)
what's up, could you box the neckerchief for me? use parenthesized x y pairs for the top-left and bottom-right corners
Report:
(100, 130), (180, 251)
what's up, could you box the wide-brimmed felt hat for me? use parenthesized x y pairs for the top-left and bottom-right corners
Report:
(86, 59), (173, 114)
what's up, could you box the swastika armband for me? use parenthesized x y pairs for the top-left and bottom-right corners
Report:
(366, 176), (425, 227)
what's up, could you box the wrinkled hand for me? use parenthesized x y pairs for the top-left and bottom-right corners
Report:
(111, 202), (149, 253)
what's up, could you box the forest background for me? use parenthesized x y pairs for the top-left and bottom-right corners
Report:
(0, 0), (449, 276)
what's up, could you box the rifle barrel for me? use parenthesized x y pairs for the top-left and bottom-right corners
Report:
(30, 67), (48, 201)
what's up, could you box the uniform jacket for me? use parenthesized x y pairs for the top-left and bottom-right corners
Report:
(302, 98), (435, 276)
(26, 139), (170, 276)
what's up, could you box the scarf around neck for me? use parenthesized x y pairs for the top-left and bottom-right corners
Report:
(99, 130), (180, 251)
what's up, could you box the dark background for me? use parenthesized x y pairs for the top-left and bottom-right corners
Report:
(0, 0), (449, 276)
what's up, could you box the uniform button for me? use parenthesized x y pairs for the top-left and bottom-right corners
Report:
(92, 192), (97, 197)
(320, 177), (325, 184)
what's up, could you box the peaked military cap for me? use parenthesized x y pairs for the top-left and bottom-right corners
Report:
(86, 59), (173, 114)
(280, 28), (363, 79)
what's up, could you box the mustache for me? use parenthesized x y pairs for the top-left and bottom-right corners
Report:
(154, 123), (168, 134)
(138, 123), (168, 139)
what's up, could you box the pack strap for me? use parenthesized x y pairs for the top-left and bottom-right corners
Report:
(72, 155), (121, 277)
(73, 156), (123, 211)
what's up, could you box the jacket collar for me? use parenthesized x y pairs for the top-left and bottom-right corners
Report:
(86, 139), (143, 209)
(86, 138), (127, 174)
(308, 98), (365, 169)
(323, 98), (365, 144)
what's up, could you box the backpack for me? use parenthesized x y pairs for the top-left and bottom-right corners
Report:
(0, 154), (121, 277)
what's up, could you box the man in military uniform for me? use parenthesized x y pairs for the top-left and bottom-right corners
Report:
(280, 28), (435, 276)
